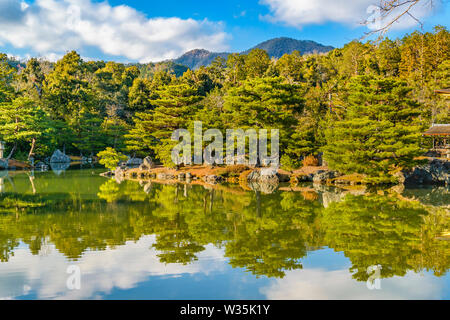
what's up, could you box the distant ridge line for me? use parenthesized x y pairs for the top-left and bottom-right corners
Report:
(173, 37), (334, 69)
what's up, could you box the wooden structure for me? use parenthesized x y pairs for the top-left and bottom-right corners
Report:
(424, 124), (450, 158)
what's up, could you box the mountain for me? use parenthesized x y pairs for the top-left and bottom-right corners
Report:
(243, 37), (334, 58)
(173, 49), (230, 70)
(172, 38), (334, 69)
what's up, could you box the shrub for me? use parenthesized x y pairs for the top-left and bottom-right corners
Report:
(302, 155), (319, 167)
(215, 165), (249, 178)
(280, 154), (301, 170)
(97, 147), (127, 171)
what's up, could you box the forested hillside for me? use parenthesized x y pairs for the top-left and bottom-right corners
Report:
(173, 49), (230, 70)
(0, 26), (448, 183)
(242, 37), (334, 58)
(173, 37), (334, 69)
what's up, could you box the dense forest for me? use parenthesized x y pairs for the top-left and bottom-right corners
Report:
(0, 26), (449, 183)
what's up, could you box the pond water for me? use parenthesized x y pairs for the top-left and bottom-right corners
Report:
(0, 168), (448, 300)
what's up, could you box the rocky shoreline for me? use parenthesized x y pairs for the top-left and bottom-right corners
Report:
(102, 157), (449, 194)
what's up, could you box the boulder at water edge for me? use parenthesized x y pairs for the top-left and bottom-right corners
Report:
(139, 156), (156, 170)
(50, 150), (71, 163)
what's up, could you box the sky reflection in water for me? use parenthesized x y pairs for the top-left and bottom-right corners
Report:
(0, 169), (448, 300)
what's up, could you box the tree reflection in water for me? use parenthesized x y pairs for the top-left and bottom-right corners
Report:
(0, 170), (448, 281)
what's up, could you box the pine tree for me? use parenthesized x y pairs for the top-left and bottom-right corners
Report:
(97, 147), (128, 171)
(0, 97), (43, 159)
(126, 83), (201, 166)
(128, 78), (154, 111)
(0, 54), (15, 103)
(223, 77), (304, 163)
(244, 49), (271, 79)
(276, 51), (303, 83)
(324, 75), (425, 183)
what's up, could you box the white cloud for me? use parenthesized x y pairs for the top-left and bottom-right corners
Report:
(260, 0), (433, 30)
(0, 235), (227, 299)
(0, 0), (229, 62)
(260, 268), (445, 300)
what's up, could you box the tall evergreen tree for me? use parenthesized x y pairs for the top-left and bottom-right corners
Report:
(126, 83), (201, 166)
(0, 97), (44, 159)
(223, 77), (304, 163)
(0, 54), (15, 103)
(324, 76), (425, 183)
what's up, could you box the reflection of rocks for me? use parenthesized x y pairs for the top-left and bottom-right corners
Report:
(115, 166), (127, 177)
(35, 161), (49, 171)
(0, 159), (8, 170)
(203, 175), (222, 184)
(312, 184), (367, 208)
(277, 172), (291, 183)
(248, 181), (278, 194)
(100, 171), (113, 177)
(242, 168), (281, 193)
(402, 186), (450, 208)
(156, 172), (175, 180)
(114, 166), (128, 183)
(313, 170), (341, 184)
(143, 182), (152, 194)
(50, 162), (70, 175)
(50, 150), (71, 163)
(292, 173), (313, 183)
(114, 174), (125, 184)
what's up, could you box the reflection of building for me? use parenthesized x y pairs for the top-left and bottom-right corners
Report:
(0, 141), (7, 170)
(424, 124), (450, 158)
(434, 88), (450, 97)
(0, 141), (4, 159)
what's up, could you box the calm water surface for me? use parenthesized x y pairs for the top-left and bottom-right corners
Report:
(0, 168), (448, 299)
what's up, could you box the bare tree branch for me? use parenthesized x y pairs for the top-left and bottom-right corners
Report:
(361, 0), (436, 41)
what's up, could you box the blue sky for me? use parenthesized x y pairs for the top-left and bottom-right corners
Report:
(0, 0), (449, 62)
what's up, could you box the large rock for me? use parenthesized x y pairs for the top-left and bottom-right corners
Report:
(246, 168), (279, 192)
(50, 149), (71, 163)
(400, 159), (450, 185)
(139, 156), (156, 170)
(312, 170), (340, 184)
(292, 173), (313, 183)
(126, 157), (142, 168)
(248, 181), (278, 194)
(247, 168), (279, 184)
(260, 168), (279, 184)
